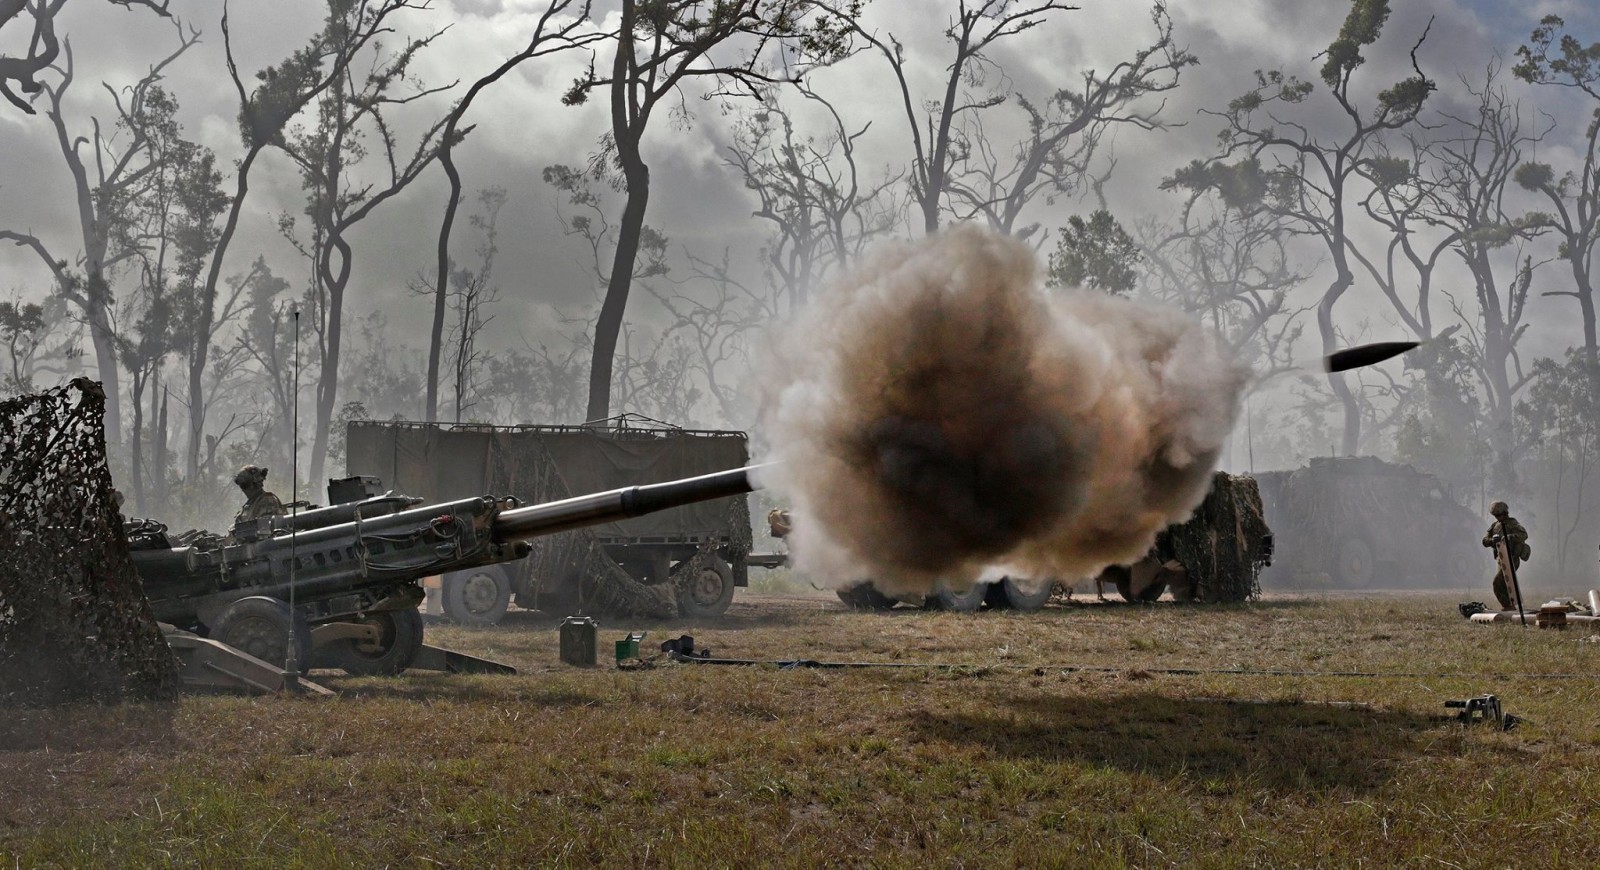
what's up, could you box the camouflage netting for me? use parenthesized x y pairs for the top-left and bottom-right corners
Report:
(347, 420), (754, 620)
(1154, 471), (1271, 603)
(0, 379), (179, 707)
(490, 437), (676, 619)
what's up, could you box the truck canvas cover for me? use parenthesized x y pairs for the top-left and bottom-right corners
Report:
(345, 420), (751, 542)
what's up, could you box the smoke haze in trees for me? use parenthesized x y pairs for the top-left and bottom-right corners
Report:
(760, 225), (1250, 595)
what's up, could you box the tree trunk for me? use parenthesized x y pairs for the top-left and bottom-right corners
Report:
(589, 157), (650, 424)
(189, 147), (263, 480)
(1573, 262), (1599, 402)
(588, 11), (647, 426)
(427, 148), (462, 423)
(84, 293), (122, 447)
(154, 384), (168, 510)
(310, 234), (353, 490)
(129, 372), (147, 515)
(1317, 270), (1359, 455)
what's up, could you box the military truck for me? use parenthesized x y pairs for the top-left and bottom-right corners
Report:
(344, 417), (754, 624)
(1252, 455), (1481, 589)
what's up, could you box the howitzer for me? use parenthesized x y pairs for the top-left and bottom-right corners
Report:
(130, 466), (761, 681)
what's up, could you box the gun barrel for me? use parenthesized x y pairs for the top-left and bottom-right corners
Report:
(491, 464), (764, 543)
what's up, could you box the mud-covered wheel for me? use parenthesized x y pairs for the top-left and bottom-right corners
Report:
(1000, 576), (1054, 611)
(930, 581), (988, 612)
(442, 564), (512, 626)
(212, 596), (312, 673)
(837, 581), (898, 611)
(1336, 536), (1376, 588)
(322, 608), (425, 676)
(677, 555), (735, 619)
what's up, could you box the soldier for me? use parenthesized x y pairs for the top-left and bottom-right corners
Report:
(233, 465), (285, 525)
(1482, 500), (1529, 611)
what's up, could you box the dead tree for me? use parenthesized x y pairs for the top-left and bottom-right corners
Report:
(0, 17), (198, 448)
(560, 0), (854, 423)
(1210, 0), (1434, 455)
(424, 0), (602, 422)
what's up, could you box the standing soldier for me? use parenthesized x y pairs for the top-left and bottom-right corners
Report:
(1482, 500), (1528, 612)
(233, 465), (285, 525)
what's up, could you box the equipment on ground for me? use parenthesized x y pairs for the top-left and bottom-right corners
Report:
(1444, 694), (1518, 730)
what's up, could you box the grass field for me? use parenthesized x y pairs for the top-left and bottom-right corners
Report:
(5, 590), (1600, 867)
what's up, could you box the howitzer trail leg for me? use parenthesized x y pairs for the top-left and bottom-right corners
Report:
(409, 645), (518, 675)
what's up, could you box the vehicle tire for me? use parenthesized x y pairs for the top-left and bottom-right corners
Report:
(1000, 576), (1054, 611)
(1335, 536), (1376, 589)
(677, 555), (736, 619)
(442, 564), (512, 627)
(930, 580), (988, 612)
(321, 608), (425, 676)
(212, 596), (312, 674)
(836, 581), (898, 611)
(1114, 570), (1166, 603)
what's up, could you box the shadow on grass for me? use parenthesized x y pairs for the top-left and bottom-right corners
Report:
(313, 672), (609, 707)
(0, 701), (178, 753)
(909, 691), (1450, 794)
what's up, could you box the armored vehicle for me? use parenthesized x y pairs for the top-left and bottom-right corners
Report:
(344, 417), (754, 624)
(1252, 455), (1480, 589)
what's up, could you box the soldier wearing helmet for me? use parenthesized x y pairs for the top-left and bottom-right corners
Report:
(232, 465), (285, 525)
(1481, 500), (1528, 611)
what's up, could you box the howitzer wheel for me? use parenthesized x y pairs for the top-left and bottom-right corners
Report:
(677, 555), (735, 619)
(836, 581), (898, 611)
(443, 565), (513, 627)
(212, 596), (312, 675)
(930, 581), (988, 613)
(320, 608), (425, 676)
(998, 576), (1054, 611)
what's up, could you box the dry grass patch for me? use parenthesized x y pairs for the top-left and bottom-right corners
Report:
(5, 592), (1600, 865)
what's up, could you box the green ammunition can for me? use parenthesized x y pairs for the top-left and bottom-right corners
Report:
(616, 631), (646, 662)
(559, 616), (598, 666)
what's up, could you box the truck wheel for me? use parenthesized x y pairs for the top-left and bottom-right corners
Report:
(930, 581), (988, 612)
(677, 556), (735, 619)
(212, 596), (312, 674)
(442, 565), (512, 627)
(1115, 574), (1166, 603)
(1336, 536), (1376, 588)
(322, 608), (425, 676)
(1000, 576), (1054, 611)
(836, 581), (897, 611)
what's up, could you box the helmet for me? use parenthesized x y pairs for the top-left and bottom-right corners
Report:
(234, 465), (268, 487)
(1490, 501), (1509, 518)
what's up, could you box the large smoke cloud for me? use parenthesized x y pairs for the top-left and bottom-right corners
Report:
(759, 225), (1249, 595)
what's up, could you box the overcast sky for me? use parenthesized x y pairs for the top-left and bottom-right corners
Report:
(4, 0), (1599, 437)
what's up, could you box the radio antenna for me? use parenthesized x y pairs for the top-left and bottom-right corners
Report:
(287, 307), (302, 679)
